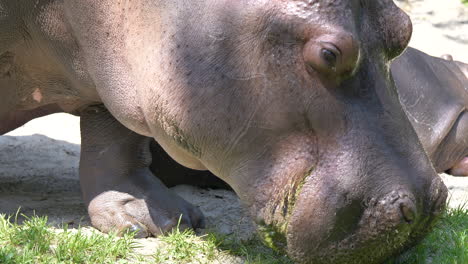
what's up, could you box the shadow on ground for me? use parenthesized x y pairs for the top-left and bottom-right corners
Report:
(0, 134), (88, 227)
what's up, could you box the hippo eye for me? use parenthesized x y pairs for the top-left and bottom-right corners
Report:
(304, 41), (342, 75)
(303, 33), (360, 80)
(321, 48), (337, 68)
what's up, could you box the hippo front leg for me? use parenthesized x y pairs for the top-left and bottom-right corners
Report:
(79, 105), (205, 237)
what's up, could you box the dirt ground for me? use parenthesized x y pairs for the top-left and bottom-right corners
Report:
(1, 0), (467, 261)
(396, 0), (468, 62)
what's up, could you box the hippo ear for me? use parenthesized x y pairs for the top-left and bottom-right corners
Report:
(371, 2), (412, 59)
(303, 31), (360, 80)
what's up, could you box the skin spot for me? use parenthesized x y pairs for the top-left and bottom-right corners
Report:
(32, 88), (43, 103)
(0, 52), (14, 78)
(37, 2), (73, 43)
(0, 63), (10, 77)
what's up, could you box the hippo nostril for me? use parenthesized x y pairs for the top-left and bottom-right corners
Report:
(374, 191), (417, 225)
(400, 203), (415, 223)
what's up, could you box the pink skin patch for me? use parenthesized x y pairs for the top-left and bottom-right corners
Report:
(32, 88), (43, 103)
(449, 157), (468, 177)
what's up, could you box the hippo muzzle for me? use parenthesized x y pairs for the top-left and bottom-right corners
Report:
(249, 93), (448, 263)
(285, 169), (447, 264)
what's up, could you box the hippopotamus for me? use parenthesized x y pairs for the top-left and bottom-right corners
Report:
(392, 49), (468, 177)
(1, 1), (464, 263)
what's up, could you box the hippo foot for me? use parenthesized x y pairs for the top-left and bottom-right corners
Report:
(86, 169), (205, 238)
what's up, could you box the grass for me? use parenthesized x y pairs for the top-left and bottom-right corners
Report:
(0, 213), (138, 264)
(388, 205), (468, 264)
(153, 227), (293, 264)
(152, 216), (293, 264)
(204, 232), (294, 264)
(153, 227), (219, 263)
(0, 206), (467, 264)
(462, 0), (468, 7)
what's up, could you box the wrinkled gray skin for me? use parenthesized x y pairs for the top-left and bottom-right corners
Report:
(392, 49), (468, 177)
(0, 1), (461, 263)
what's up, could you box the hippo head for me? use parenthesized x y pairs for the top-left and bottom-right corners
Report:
(65, 0), (448, 263)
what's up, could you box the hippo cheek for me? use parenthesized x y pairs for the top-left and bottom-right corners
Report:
(284, 176), (447, 264)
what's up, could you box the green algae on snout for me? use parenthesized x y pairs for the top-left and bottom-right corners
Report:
(257, 222), (288, 254)
(286, 171), (308, 216)
(256, 167), (314, 256)
(258, 167), (313, 252)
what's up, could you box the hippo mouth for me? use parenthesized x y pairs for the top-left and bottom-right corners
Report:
(431, 109), (468, 172)
(301, 196), (425, 264)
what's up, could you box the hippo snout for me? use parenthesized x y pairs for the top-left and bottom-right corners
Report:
(282, 172), (448, 264)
